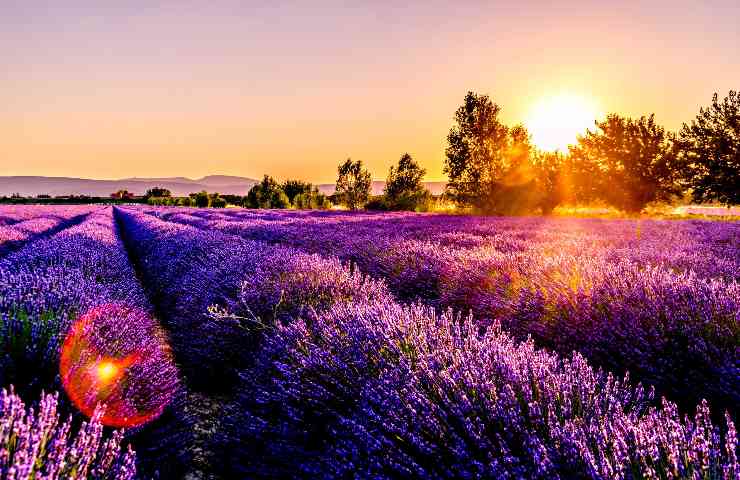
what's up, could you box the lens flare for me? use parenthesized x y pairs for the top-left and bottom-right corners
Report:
(60, 304), (178, 428)
(97, 360), (119, 384)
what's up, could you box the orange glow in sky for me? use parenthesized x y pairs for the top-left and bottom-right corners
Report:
(2, 2), (739, 182)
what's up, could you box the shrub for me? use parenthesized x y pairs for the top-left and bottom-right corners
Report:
(0, 387), (137, 479)
(221, 302), (739, 478)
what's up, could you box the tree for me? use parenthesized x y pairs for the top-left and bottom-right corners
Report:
(385, 153), (426, 200)
(444, 92), (541, 214)
(245, 175), (290, 209)
(190, 190), (210, 208)
(293, 188), (331, 209)
(678, 90), (740, 205)
(281, 180), (313, 205)
(209, 193), (227, 208)
(144, 187), (171, 199)
(569, 114), (681, 213)
(335, 158), (371, 210)
(532, 151), (569, 215)
(383, 153), (431, 211)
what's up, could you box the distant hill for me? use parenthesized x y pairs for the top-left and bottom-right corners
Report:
(316, 181), (447, 196)
(0, 176), (258, 197)
(0, 176), (447, 198)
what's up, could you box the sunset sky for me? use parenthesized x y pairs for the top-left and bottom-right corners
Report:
(2, 1), (738, 183)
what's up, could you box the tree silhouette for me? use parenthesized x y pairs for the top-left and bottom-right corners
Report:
(678, 90), (740, 205)
(444, 92), (510, 210)
(335, 158), (371, 210)
(190, 190), (210, 208)
(532, 151), (569, 215)
(281, 180), (313, 204)
(144, 187), (171, 199)
(444, 92), (543, 214)
(384, 153), (429, 210)
(245, 175), (289, 209)
(570, 114), (681, 213)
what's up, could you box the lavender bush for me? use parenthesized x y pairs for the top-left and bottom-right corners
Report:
(2, 204), (736, 478)
(114, 207), (392, 393)
(223, 301), (738, 479)
(0, 206), (94, 257)
(0, 208), (193, 478)
(153, 207), (740, 416)
(0, 387), (136, 479)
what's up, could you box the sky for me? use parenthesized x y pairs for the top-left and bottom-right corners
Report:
(2, 1), (738, 183)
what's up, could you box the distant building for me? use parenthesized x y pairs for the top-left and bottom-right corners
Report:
(110, 190), (135, 200)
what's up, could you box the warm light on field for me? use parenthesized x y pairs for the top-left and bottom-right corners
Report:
(526, 94), (597, 151)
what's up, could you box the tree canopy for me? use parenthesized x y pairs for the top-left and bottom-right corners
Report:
(678, 90), (740, 205)
(383, 153), (430, 210)
(570, 114), (681, 212)
(335, 158), (371, 210)
(245, 175), (290, 209)
(281, 180), (313, 204)
(144, 187), (171, 199)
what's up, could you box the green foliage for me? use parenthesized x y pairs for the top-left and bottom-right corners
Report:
(444, 92), (541, 214)
(183, 190), (227, 208)
(293, 189), (331, 209)
(222, 194), (245, 206)
(570, 114), (681, 213)
(0, 308), (65, 398)
(245, 175), (290, 209)
(364, 195), (391, 211)
(383, 153), (431, 211)
(678, 90), (740, 205)
(281, 180), (313, 204)
(209, 193), (227, 208)
(385, 153), (426, 200)
(147, 196), (179, 206)
(335, 158), (371, 210)
(144, 187), (172, 199)
(190, 190), (210, 208)
(531, 151), (578, 214)
(444, 92), (510, 211)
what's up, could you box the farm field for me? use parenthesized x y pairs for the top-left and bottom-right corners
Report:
(1, 204), (738, 479)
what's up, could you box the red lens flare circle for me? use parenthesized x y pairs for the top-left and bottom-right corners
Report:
(60, 304), (178, 428)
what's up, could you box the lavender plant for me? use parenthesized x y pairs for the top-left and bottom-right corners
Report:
(114, 207), (393, 392)
(0, 387), (136, 479)
(0, 206), (95, 258)
(0, 209), (193, 478)
(223, 301), (739, 479)
(153, 207), (740, 416)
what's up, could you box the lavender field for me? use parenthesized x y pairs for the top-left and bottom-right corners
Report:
(0, 204), (738, 479)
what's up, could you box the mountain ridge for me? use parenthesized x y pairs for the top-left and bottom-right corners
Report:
(0, 176), (447, 197)
(0, 175), (258, 197)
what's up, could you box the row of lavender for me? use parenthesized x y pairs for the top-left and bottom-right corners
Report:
(0, 208), (188, 478)
(0, 205), (97, 257)
(147, 207), (740, 419)
(116, 206), (738, 478)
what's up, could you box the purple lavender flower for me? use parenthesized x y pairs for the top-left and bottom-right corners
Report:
(0, 386), (136, 479)
(222, 301), (739, 479)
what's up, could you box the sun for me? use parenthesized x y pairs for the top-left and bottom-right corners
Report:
(526, 94), (597, 152)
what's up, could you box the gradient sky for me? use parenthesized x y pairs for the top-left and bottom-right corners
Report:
(2, 1), (738, 183)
